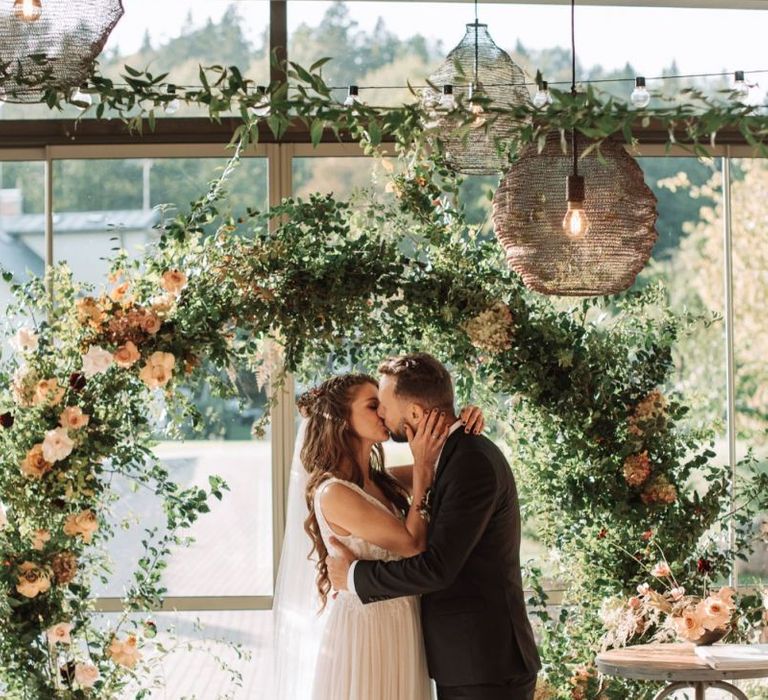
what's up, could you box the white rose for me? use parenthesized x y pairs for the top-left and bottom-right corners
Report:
(82, 346), (114, 378)
(10, 328), (38, 353)
(42, 427), (74, 463)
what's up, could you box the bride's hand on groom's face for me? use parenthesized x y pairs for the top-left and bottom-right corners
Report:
(406, 410), (449, 482)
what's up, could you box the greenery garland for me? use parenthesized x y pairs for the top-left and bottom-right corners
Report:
(0, 56), (767, 700)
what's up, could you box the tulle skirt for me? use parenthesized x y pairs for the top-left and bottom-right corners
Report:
(312, 592), (432, 700)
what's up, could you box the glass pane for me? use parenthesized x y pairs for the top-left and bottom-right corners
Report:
(0, 161), (45, 315)
(289, 2), (768, 106)
(93, 610), (271, 698)
(1, 0), (270, 120)
(51, 156), (274, 597)
(730, 158), (768, 586)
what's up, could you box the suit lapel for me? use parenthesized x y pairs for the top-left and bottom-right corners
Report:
(433, 428), (464, 486)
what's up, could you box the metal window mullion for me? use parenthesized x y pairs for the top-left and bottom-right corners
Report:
(722, 151), (738, 588)
(44, 146), (54, 298)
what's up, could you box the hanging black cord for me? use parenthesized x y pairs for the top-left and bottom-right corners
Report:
(570, 0), (578, 178)
(473, 0), (479, 87)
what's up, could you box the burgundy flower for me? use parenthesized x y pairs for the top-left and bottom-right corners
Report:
(0, 412), (14, 428)
(69, 372), (86, 392)
(597, 528), (608, 540)
(697, 558), (712, 574)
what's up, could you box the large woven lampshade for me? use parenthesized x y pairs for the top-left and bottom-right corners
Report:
(0, 0), (124, 102)
(492, 133), (658, 296)
(422, 22), (530, 175)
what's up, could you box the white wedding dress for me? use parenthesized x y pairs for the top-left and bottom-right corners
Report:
(311, 477), (432, 700)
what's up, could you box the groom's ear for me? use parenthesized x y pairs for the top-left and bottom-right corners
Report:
(408, 403), (425, 423)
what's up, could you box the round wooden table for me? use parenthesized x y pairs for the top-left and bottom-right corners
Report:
(596, 643), (768, 699)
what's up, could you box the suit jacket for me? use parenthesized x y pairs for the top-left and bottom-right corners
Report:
(354, 429), (541, 687)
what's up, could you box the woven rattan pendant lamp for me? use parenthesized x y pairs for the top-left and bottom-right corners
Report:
(492, 0), (658, 296)
(421, 0), (530, 175)
(0, 0), (124, 102)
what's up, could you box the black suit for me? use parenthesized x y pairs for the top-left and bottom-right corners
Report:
(354, 429), (541, 698)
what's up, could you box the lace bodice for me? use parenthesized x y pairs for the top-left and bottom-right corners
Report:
(314, 477), (404, 564)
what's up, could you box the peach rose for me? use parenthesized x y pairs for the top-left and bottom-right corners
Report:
(59, 406), (90, 431)
(35, 378), (65, 407)
(716, 586), (736, 608)
(63, 510), (99, 544)
(161, 269), (187, 295)
(673, 606), (706, 641)
(670, 586), (686, 601)
(42, 427), (74, 463)
(11, 327), (38, 353)
(699, 596), (731, 630)
(140, 313), (162, 335)
(46, 621), (73, 645)
(150, 293), (176, 317)
(114, 341), (140, 368)
(138, 351), (175, 389)
(31, 528), (51, 551)
(109, 281), (132, 304)
(108, 634), (141, 668)
(16, 561), (52, 598)
(74, 662), (100, 688)
(76, 297), (105, 328)
(650, 562), (672, 578)
(20, 444), (53, 479)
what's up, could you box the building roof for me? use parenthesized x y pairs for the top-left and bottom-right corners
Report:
(0, 209), (161, 236)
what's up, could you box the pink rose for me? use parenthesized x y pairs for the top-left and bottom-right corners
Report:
(82, 346), (114, 378)
(74, 662), (100, 688)
(46, 621), (73, 645)
(650, 562), (672, 578)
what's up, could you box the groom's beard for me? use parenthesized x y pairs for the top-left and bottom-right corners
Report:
(388, 418), (410, 443)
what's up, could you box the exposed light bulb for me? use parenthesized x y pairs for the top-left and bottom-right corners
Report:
(70, 86), (92, 109)
(343, 85), (361, 107)
(249, 85), (271, 118)
(733, 70), (750, 100)
(630, 77), (651, 108)
(13, 0), (42, 22)
(163, 86), (180, 115)
(562, 175), (590, 240)
(532, 81), (553, 109)
(438, 84), (456, 110)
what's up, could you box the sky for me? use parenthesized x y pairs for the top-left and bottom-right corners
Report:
(108, 1), (768, 87)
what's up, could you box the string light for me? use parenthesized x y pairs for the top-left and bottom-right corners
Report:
(69, 85), (92, 109)
(630, 76), (651, 108)
(163, 86), (180, 115)
(438, 84), (456, 110)
(13, 0), (42, 23)
(732, 70), (750, 100)
(563, 0), (590, 241)
(249, 85), (271, 117)
(343, 85), (361, 107)
(533, 80), (553, 109)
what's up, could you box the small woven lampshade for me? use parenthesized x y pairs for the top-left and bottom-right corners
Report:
(492, 133), (658, 296)
(422, 23), (530, 175)
(0, 0), (124, 102)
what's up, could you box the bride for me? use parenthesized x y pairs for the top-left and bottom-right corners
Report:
(273, 373), (483, 700)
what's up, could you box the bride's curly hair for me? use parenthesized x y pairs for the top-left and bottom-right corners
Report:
(298, 373), (409, 611)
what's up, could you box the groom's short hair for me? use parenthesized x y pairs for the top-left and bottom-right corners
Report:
(378, 353), (454, 412)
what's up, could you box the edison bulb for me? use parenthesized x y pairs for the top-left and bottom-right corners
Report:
(532, 81), (553, 109)
(13, 0), (42, 22)
(344, 85), (361, 107)
(630, 77), (650, 108)
(562, 202), (590, 240)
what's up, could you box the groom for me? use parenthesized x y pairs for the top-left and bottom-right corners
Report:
(328, 352), (541, 699)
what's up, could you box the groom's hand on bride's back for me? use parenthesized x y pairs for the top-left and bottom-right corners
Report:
(328, 537), (355, 593)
